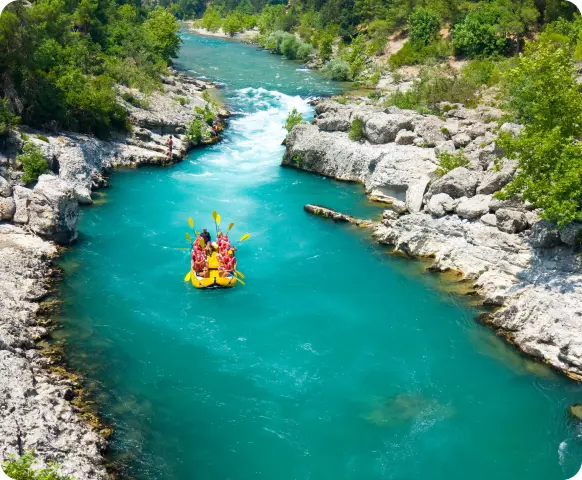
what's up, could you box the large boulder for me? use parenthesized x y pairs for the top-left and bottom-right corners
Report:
(405, 177), (430, 213)
(456, 194), (492, 219)
(427, 167), (481, 199)
(476, 160), (517, 195)
(528, 220), (562, 249)
(495, 208), (528, 234)
(426, 193), (457, 218)
(0, 196), (15, 221)
(0, 176), (11, 197)
(452, 133), (471, 148)
(362, 113), (414, 144)
(414, 117), (447, 147)
(12, 186), (32, 224)
(559, 222), (582, 247)
(28, 175), (79, 244)
(395, 130), (417, 145)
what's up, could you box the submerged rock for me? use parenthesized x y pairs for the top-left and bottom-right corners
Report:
(364, 394), (454, 427)
(569, 405), (582, 421)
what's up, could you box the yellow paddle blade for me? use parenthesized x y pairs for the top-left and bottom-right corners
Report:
(212, 210), (217, 220)
(188, 218), (194, 229)
(235, 270), (245, 279)
(184, 271), (192, 282)
(216, 214), (221, 226)
(199, 238), (206, 248)
(195, 231), (200, 236)
(235, 277), (245, 286)
(239, 233), (250, 242)
(185, 232), (192, 243)
(228, 222), (234, 231)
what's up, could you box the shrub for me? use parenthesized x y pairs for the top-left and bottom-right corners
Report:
(201, 6), (222, 32)
(0, 98), (20, 137)
(317, 31), (334, 61)
(322, 58), (351, 81)
(384, 68), (482, 113)
(452, 7), (513, 57)
(408, 7), (441, 48)
(222, 12), (243, 36)
(195, 105), (215, 126)
(389, 39), (453, 68)
(174, 96), (189, 106)
(2, 451), (73, 480)
(121, 92), (150, 110)
(186, 118), (204, 145)
(436, 150), (468, 176)
(297, 42), (313, 61)
(281, 34), (300, 59)
(35, 134), (49, 142)
(348, 118), (365, 141)
(497, 39), (582, 226)
(285, 108), (304, 133)
(17, 143), (49, 184)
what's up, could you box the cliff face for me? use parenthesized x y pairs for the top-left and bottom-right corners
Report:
(0, 70), (225, 478)
(284, 100), (582, 380)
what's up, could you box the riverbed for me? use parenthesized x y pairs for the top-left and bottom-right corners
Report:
(55, 34), (582, 480)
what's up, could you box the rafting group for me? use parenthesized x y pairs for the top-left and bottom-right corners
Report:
(191, 228), (237, 279)
(183, 212), (249, 289)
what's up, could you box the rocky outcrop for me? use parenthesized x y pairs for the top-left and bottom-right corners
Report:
(284, 98), (582, 380)
(0, 225), (107, 479)
(0, 69), (224, 477)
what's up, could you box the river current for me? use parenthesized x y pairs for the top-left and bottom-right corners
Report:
(56, 33), (582, 480)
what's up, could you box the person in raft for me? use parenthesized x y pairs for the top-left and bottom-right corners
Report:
(167, 135), (173, 159)
(218, 250), (236, 277)
(201, 228), (211, 245)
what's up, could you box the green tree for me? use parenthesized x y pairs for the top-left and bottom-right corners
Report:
(408, 7), (441, 48)
(202, 6), (223, 31)
(498, 39), (582, 226)
(222, 12), (243, 36)
(0, 98), (20, 138)
(142, 8), (181, 61)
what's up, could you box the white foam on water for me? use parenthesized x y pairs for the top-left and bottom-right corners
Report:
(559, 441), (568, 466)
(187, 87), (313, 183)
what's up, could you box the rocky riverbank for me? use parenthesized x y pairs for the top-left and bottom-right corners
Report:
(284, 99), (582, 380)
(0, 69), (225, 478)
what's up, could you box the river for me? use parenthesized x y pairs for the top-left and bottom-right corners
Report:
(55, 33), (582, 480)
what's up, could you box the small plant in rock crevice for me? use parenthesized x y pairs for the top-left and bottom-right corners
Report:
(436, 150), (469, 176)
(348, 118), (365, 141)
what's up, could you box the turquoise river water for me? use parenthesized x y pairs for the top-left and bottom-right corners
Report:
(56, 34), (582, 480)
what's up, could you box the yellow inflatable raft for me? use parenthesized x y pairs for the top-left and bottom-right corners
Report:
(187, 251), (237, 289)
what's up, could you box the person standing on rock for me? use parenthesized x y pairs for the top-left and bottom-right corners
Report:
(167, 135), (173, 159)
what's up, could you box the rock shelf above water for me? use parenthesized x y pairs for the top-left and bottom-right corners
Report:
(284, 99), (582, 380)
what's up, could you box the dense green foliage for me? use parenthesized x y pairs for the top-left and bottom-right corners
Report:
(285, 108), (304, 133)
(408, 8), (441, 48)
(436, 150), (469, 176)
(0, 0), (180, 137)
(2, 451), (72, 479)
(498, 38), (582, 226)
(17, 143), (50, 184)
(0, 98), (19, 137)
(348, 118), (365, 141)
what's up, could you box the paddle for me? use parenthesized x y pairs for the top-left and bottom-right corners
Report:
(212, 210), (218, 234)
(235, 270), (245, 279)
(188, 218), (194, 229)
(239, 233), (250, 243)
(228, 222), (234, 232)
(184, 270), (193, 282)
(234, 277), (245, 286)
(185, 232), (192, 243)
